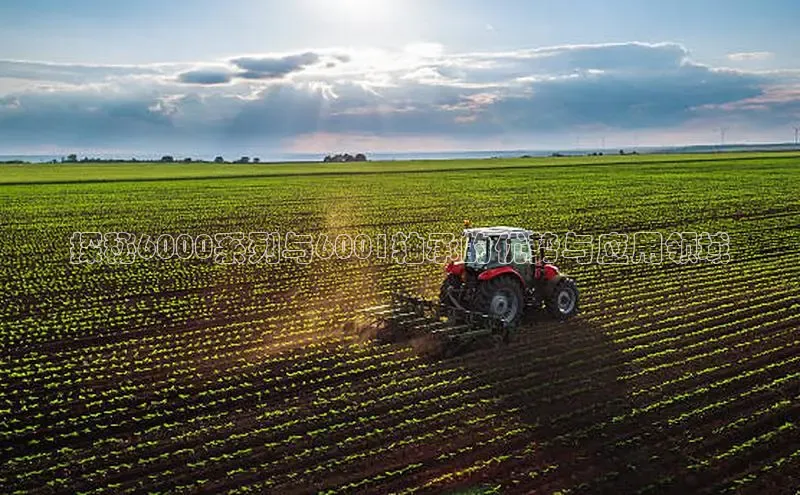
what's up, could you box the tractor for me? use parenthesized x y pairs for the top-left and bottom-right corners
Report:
(357, 224), (580, 354)
(440, 225), (579, 328)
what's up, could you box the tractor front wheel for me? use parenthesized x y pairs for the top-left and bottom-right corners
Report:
(546, 277), (579, 320)
(475, 276), (524, 326)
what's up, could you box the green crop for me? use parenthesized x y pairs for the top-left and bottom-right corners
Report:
(2, 152), (800, 494)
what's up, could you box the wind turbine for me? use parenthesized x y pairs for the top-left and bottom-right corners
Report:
(713, 127), (729, 151)
(794, 126), (799, 146)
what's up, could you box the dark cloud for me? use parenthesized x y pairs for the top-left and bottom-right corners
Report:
(333, 53), (352, 63)
(475, 63), (765, 132)
(0, 89), (174, 150)
(230, 52), (321, 80)
(529, 42), (688, 72)
(440, 42), (690, 85)
(177, 68), (233, 85)
(174, 51), (330, 85)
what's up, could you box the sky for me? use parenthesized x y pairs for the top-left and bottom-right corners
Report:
(1, 0), (799, 156)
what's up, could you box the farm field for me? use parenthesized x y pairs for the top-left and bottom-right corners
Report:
(2, 152), (800, 494)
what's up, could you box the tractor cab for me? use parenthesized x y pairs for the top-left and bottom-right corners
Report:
(463, 226), (535, 279)
(464, 227), (531, 265)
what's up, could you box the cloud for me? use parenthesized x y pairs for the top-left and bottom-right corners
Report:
(0, 95), (21, 109)
(547, 42), (689, 71)
(727, 51), (775, 62)
(0, 51), (341, 89)
(0, 59), (165, 85)
(177, 68), (233, 85)
(441, 42), (690, 84)
(472, 64), (765, 132)
(1, 42), (799, 153)
(231, 52), (321, 80)
(172, 51), (349, 85)
(692, 83), (800, 128)
(0, 87), (174, 151)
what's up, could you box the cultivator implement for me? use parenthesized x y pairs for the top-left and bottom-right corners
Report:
(356, 292), (511, 354)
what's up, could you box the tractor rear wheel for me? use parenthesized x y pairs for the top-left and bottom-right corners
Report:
(475, 276), (524, 326)
(546, 277), (579, 320)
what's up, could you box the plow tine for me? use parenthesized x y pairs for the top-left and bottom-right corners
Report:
(359, 291), (514, 352)
(429, 324), (472, 335)
(448, 328), (501, 340)
(405, 320), (450, 335)
(385, 313), (426, 323)
(386, 316), (433, 327)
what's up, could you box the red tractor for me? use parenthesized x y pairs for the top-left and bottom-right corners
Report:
(361, 225), (580, 353)
(440, 226), (579, 327)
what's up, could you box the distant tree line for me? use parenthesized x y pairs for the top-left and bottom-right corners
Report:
(18, 153), (372, 164)
(547, 150), (639, 158)
(48, 153), (371, 164)
(323, 153), (368, 163)
(52, 154), (264, 164)
(3, 152), (373, 165)
(1, 150), (649, 165)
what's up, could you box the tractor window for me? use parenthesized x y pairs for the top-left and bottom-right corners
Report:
(510, 239), (532, 264)
(495, 238), (512, 264)
(466, 238), (490, 264)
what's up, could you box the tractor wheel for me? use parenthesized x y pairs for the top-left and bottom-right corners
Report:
(475, 276), (524, 326)
(546, 277), (579, 320)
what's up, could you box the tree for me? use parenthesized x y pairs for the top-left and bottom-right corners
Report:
(161, 155), (174, 163)
(65, 154), (78, 163)
(214, 156), (224, 163)
(253, 157), (260, 163)
(183, 157), (193, 163)
(323, 153), (368, 163)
